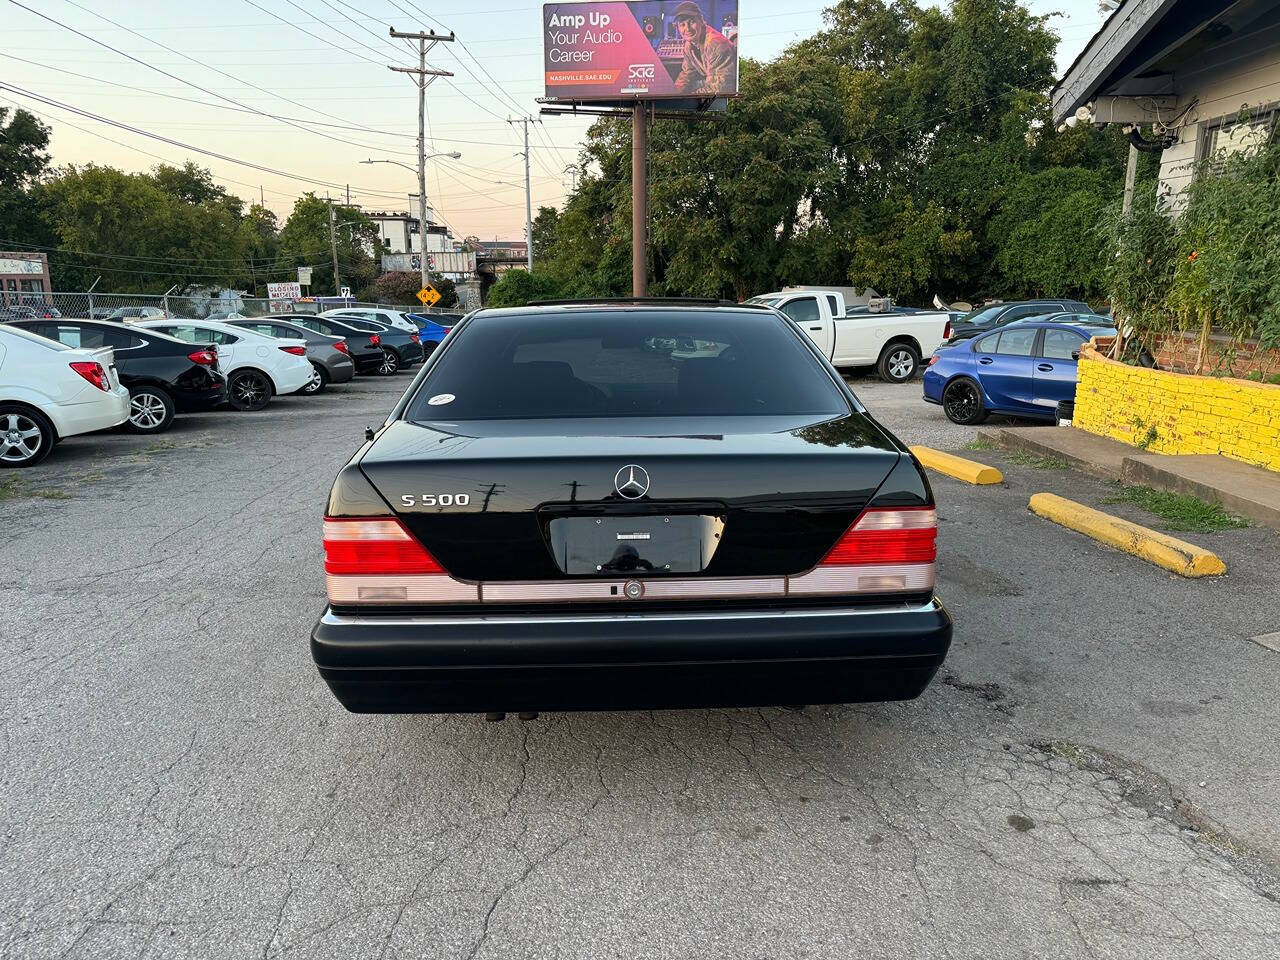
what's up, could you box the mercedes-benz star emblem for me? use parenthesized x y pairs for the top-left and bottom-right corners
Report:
(613, 464), (650, 500)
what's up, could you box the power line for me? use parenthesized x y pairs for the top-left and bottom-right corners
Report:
(0, 237), (321, 268)
(6, 0), (415, 155)
(0, 52), (417, 139)
(253, 0), (391, 66)
(315, 0), (405, 54)
(0, 83), (420, 201)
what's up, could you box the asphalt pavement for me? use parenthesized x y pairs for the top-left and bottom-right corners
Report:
(2, 373), (1278, 959)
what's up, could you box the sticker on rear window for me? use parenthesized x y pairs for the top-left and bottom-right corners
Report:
(427, 393), (455, 406)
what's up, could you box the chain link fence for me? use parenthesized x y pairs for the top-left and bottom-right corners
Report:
(0, 290), (464, 322)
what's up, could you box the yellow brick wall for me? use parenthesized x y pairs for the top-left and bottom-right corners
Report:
(1073, 345), (1280, 472)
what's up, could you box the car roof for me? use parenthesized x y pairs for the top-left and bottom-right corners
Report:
(1, 322), (71, 350)
(993, 320), (1112, 335)
(472, 304), (771, 320)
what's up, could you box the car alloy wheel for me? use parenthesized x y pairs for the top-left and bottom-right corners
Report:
(0, 413), (44, 464)
(229, 371), (270, 411)
(379, 349), (400, 375)
(302, 365), (325, 395)
(129, 393), (167, 431)
(942, 379), (986, 425)
(885, 348), (916, 382)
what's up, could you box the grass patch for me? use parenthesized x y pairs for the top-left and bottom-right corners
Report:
(0, 476), (73, 501)
(964, 436), (997, 452)
(1008, 451), (1070, 469)
(142, 439), (176, 454)
(1102, 485), (1249, 533)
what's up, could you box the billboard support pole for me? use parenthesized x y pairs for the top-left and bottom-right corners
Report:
(632, 102), (647, 298)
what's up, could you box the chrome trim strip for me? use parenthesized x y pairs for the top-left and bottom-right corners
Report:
(320, 599), (942, 627)
(326, 574), (479, 604)
(787, 564), (935, 595)
(328, 566), (933, 605)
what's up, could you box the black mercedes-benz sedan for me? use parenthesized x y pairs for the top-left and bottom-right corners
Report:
(311, 301), (952, 714)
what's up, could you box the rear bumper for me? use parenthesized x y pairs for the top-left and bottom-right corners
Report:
(172, 383), (226, 411)
(48, 386), (130, 439)
(324, 356), (356, 383)
(311, 598), (953, 713)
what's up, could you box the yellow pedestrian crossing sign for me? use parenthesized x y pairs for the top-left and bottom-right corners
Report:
(417, 284), (441, 306)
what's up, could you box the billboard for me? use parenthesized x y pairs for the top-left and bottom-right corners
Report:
(543, 1), (739, 102)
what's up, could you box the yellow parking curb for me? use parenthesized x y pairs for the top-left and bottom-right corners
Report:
(1028, 493), (1226, 578)
(910, 446), (1003, 485)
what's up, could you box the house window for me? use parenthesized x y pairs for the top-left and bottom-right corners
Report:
(1200, 104), (1278, 164)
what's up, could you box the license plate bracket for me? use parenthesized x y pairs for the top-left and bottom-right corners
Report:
(549, 515), (724, 575)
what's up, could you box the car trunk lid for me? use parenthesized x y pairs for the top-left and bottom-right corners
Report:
(358, 414), (903, 582)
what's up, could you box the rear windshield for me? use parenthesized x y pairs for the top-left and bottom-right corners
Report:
(406, 309), (848, 421)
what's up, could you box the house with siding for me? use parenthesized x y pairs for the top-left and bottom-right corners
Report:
(1054, 0), (1280, 207)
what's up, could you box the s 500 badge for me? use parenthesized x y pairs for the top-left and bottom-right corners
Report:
(400, 494), (471, 508)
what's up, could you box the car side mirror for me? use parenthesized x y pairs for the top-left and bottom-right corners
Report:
(1071, 350), (1081, 361)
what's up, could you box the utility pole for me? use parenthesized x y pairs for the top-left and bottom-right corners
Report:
(327, 196), (341, 296)
(563, 164), (579, 194)
(632, 103), (648, 297)
(1121, 143), (1139, 217)
(509, 116), (536, 272)
(259, 185), (264, 205)
(389, 28), (454, 294)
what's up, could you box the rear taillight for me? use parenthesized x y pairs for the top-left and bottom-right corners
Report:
(820, 508), (937, 566)
(789, 506), (937, 597)
(333, 340), (350, 355)
(187, 349), (218, 366)
(441, 326), (452, 335)
(943, 321), (952, 340)
(368, 334), (381, 347)
(927, 355), (940, 366)
(409, 333), (420, 343)
(69, 361), (109, 391)
(323, 518), (443, 575)
(323, 516), (473, 605)
(279, 345), (307, 356)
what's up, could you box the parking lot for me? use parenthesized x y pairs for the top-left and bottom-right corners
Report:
(3, 373), (1279, 959)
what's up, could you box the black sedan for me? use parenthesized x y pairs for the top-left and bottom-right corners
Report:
(283, 314), (390, 375)
(311, 301), (952, 715)
(316, 313), (425, 375)
(12, 319), (225, 433)
(945, 299), (1094, 343)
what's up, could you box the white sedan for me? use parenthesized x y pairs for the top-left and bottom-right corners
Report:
(138, 319), (312, 411)
(0, 323), (130, 467)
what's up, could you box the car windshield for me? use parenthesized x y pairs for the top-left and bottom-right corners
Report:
(953, 305), (1004, 327)
(406, 309), (848, 421)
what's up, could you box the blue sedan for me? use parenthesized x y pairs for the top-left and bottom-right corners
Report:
(922, 319), (1114, 424)
(406, 313), (465, 354)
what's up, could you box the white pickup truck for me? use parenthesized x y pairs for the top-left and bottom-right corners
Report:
(746, 289), (953, 382)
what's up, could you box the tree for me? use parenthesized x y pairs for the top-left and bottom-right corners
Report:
(39, 164), (250, 292)
(363, 270), (457, 308)
(486, 269), (563, 307)
(0, 107), (53, 253)
(988, 167), (1112, 300)
(533, 0), (1132, 306)
(531, 205), (560, 265)
(279, 194), (379, 296)
(239, 204), (280, 298)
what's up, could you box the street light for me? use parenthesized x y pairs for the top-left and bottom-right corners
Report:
(362, 152), (461, 291)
